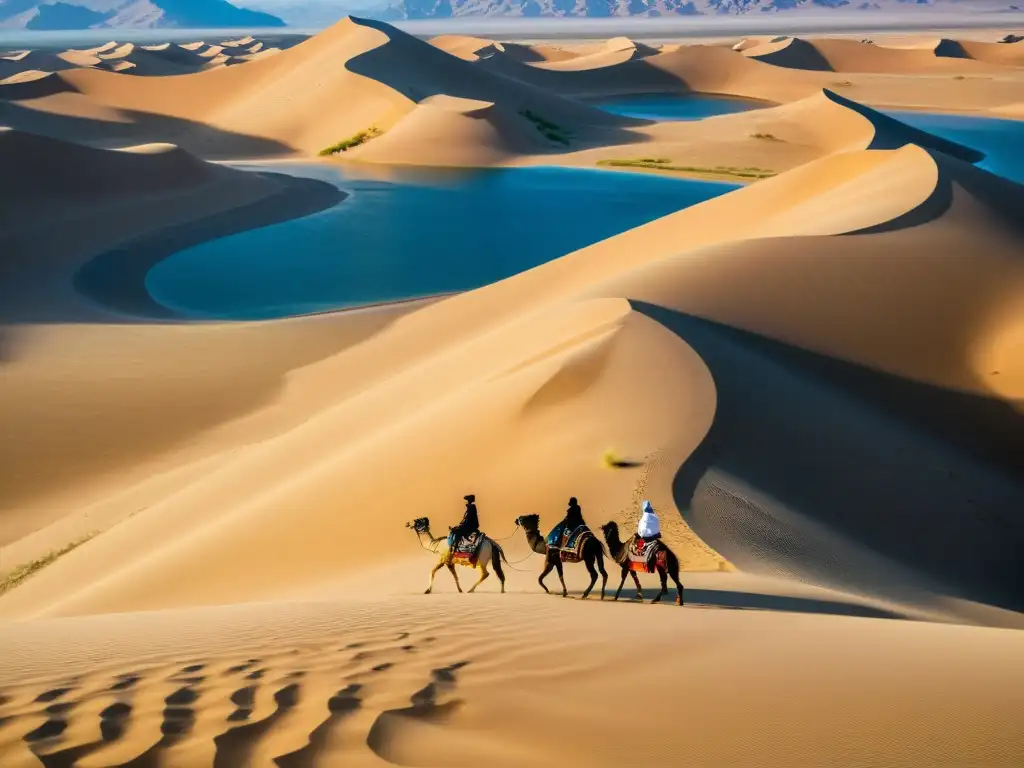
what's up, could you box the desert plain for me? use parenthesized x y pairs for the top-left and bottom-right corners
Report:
(1, 13), (1023, 768)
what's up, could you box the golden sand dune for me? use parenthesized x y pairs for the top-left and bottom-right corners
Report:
(1, 141), (1020, 625)
(0, 598), (1021, 768)
(352, 94), (553, 166)
(475, 37), (1024, 115)
(0, 17), (626, 159)
(0, 34), (293, 83)
(1, 17), (1023, 767)
(741, 35), (1018, 74)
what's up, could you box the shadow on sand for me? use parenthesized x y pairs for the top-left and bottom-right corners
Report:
(633, 302), (1024, 617)
(599, 586), (909, 621)
(0, 97), (295, 159)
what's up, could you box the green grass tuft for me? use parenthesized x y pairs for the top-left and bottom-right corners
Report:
(318, 126), (383, 156)
(750, 132), (782, 141)
(0, 533), (98, 596)
(520, 109), (571, 146)
(597, 158), (775, 180)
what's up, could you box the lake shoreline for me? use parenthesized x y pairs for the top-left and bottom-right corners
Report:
(74, 170), (346, 320)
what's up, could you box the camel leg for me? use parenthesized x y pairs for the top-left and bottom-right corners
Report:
(581, 557), (598, 599)
(613, 568), (628, 601)
(671, 569), (684, 606)
(597, 555), (608, 600)
(538, 558), (555, 594)
(652, 567), (669, 604)
(491, 549), (506, 594)
(667, 565), (684, 606)
(468, 563), (490, 593)
(426, 560), (446, 594)
(630, 571), (644, 601)
(447, 562), (463, 593)
(554, 559), (568, 598)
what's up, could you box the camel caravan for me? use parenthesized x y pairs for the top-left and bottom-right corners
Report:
(406, 495), (685, 605)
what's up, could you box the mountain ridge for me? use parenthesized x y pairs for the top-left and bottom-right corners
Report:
(0, 0), (284, 29)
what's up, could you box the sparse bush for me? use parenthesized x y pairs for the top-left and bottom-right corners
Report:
(750, 132), (781, 141)
(521, 109), (571, 146)
(597, 158), (775, 180)
(0, 533), (98, 595)
(318, 126), (382, 156)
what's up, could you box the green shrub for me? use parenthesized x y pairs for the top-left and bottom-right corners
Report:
(318, 126), (382, 156)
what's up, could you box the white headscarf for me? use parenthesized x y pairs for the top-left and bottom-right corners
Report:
(638, 500), (660, 538)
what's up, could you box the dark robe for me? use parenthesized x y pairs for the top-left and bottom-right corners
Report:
(547, 502), (585, 546)
(450, 502), (479, 546)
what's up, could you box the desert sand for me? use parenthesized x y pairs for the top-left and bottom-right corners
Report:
(1, 15), (1023, 768)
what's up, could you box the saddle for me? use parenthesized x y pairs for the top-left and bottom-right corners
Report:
(624, 534), (666, 574)
(447, 530), (484, 563)
(554, 525), (592, 564)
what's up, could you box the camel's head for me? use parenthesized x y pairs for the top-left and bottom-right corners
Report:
(600, 521), (620, 541)
(407, 517), (430, 533)
(515, 514), (540, 532)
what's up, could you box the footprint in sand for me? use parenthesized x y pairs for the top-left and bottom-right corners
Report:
(366, 660), (471, 763)
(34, 687), (74, 703)
(109, 673), (140, 691)
(99, 701), (131, 741)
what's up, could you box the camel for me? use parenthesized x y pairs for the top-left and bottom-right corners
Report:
(514, 514), (607, 599)
(406, 517), (507, 594)
(600, 521), (684, 606)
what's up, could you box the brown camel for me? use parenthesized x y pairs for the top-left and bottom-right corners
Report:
(600, 521), (684, 606)
(514, 514), (607, 599)
(406, 517), (506, 594)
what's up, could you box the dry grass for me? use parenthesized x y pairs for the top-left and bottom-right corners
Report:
(0, 533), (98, 596)
(318, 126), (382, 156)
(520, 109), (571, 146)
(597, 158), (775, 180)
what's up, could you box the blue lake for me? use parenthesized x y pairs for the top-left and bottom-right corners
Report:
(145, 165), (738, 320)
(882, 111), (1024, 185)
(596, 94), (768, 121)
(596, 95), (1024, 185)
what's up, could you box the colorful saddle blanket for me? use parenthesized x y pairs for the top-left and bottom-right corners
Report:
(625, 535), (666, 573)
(554, 525), (593, 564)
(447, 531), (483, 564)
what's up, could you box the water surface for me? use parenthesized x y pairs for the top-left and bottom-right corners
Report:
(596, 94), (767, 121)
(881, 111), (1024, 185)
(145, 164), (737, 320)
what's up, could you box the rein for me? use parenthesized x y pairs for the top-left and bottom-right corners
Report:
(489, 522), (522, 541)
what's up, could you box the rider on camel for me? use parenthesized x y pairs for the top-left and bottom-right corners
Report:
(637, 500), (661, 542)
(547, 496), (586, 548)
(449, 494), (479, 553)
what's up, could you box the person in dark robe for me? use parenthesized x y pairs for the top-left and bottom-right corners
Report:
(547, 496), (586, 548)
(449, 494), (480, 552)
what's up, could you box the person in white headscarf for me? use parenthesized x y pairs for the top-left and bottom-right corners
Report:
(637, 500), (661, 541)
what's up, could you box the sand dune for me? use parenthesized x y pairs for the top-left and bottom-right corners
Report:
(0, 17), (627, 159)
(741, 35), (1017, 74)
(2, 141), (1020, 624)
(0, 34), (294, 83)
(1, 17), (1023, 768)
(475, 37), (1024, 116)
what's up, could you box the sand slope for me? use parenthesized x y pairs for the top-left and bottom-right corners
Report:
(1, 19), (1023, 768)
(0, 597), (1022, 768)
(2, 143), (1020, 626)
(0, 34), (296, 83)
(0, 18), (627, 159)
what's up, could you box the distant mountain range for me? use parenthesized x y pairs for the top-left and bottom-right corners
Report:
(1, 0), (1018, 32)
(0, 0), (284, 29)
(378, 0), (1021, 20)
